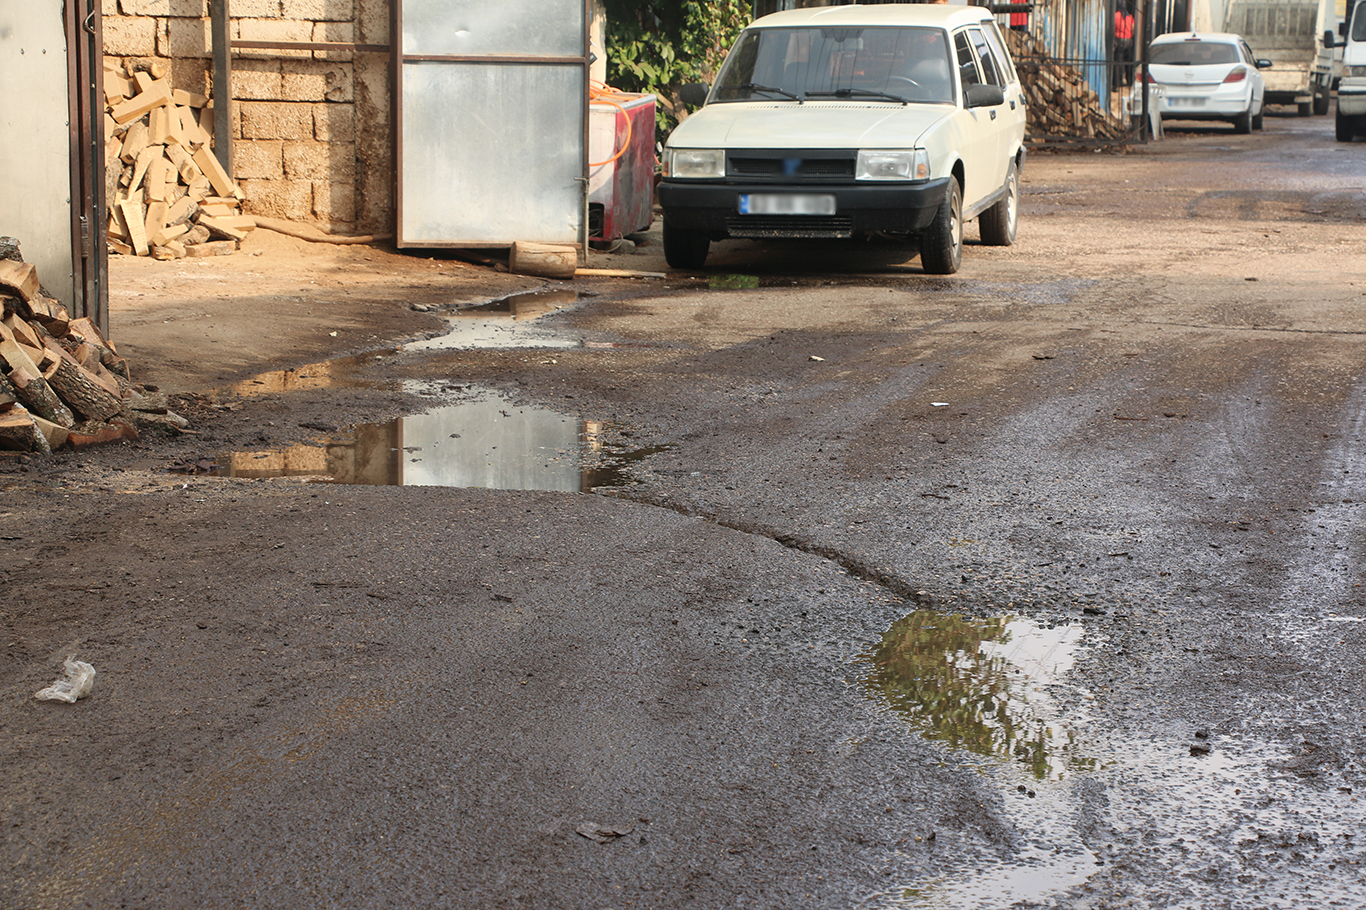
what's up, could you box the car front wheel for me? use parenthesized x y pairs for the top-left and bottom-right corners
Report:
(920, 176), (962, 275)
(979, 161), (1018, 247)
(663, 220), (710, 270)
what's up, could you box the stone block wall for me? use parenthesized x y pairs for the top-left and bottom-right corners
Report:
(100, 0), (391, 234)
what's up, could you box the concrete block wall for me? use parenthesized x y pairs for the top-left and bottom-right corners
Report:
(100, 0), (391, 234)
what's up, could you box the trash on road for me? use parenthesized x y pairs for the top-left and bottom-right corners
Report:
(576, 820), (634, 843)
(34, 658), (97, 703)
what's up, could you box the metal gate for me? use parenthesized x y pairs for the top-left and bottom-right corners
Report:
(394, 0), (591, 249)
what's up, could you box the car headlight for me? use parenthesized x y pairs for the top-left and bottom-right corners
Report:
(856, 149), (930, 181)
(1345, 65), (1366, 78)
(665, 148), (725, 179)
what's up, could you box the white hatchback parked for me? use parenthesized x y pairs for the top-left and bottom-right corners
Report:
(657, 4), (1028, 275)
(1142, 32), (1270, 133)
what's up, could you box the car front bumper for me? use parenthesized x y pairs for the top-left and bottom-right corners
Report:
(1340, 79), (1366, 116)
(657, 179), (951, 239)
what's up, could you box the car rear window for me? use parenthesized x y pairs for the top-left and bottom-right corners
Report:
(713, 26), (956, 104)
(1149, 41), (1239, 65)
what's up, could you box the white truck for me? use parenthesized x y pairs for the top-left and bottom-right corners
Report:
(1211, 0), (1337, 114)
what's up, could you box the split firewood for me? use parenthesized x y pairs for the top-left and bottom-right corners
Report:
(44, 355), (125, 422)
(0, 405), (51, 454)
(0, 260), (40, 307)
(6, 362), (76, 428)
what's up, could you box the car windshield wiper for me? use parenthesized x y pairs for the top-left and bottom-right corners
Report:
(805, 88), (909, 104)
(739, 82), (803, 102)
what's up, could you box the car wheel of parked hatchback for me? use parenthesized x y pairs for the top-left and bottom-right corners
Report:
(1233, 106), (1252, 134)
(663, 220), (710, 270)
(1252, 107), (1264, 130)
(979, 161), (1018, 247)
(920, 176), (962, 275)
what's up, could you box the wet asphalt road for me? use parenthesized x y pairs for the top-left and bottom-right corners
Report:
(5, 110), (1366, 908)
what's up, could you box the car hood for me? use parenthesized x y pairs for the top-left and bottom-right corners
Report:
(666, 101), (955, 149)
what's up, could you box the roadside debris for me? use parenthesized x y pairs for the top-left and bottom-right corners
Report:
(34, 658), (97, 703)
(0, 240), (191, 453)
(103, 62), (253, 259)
(1005, 31), (1128, 143)
(575, 820), (635, 843)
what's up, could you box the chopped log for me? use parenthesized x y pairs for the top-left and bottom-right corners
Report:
(150, 222), (190, 248)
(7, 363), (76, 427)
(0, 405), (50, 454)
(199, 216), (248, 242)
(509, 241), (577, 279)
(181, 225), (212, 246)
(31, 414), (70, 450)
(165, 195), (197, 227)
(67, 317), (119, 357)
(184, 240), (238, 258)
(129, 144), (163, 196)
(0, 260), (39, 304)
(118, 199), (149, 256)
(144, 157), (172, 205)
(66, 419), (138, 448)
(3, 313), (43, 349)
(192, 146), (239, 198)
(44, 357), (125, 421)
(0, 370), (15, 407)
(110, 78), (173, 125)
(173, 88), (208, 108)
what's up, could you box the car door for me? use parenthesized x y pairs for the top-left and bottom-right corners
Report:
(1240, 39), (1265, 112)
(952, 28), (999, 208)
(965, 26), (1013, 197)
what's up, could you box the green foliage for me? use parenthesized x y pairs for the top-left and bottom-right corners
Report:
(602, 0), (751, 138)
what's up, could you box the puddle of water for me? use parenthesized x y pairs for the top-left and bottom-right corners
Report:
(405, 290), (582, 351)
(218, 389), (664, 492)
(862, 610), (1098, 781)
(233, 351), (397, 397)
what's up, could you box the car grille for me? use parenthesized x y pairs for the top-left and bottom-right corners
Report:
(725, 215), (855, 239)
(728, 157), (856, 178)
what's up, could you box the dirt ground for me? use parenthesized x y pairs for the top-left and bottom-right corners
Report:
(5, 116), (1366, 909)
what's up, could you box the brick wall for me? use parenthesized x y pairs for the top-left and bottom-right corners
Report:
(100, 0), (391, 234)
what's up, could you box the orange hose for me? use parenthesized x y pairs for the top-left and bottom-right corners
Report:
(588, 81), (636, 167)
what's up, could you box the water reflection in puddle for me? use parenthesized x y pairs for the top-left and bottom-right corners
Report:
(220, 389), (665, 492)
(405, 290), (582, 351)
(233, 351), (397, 397)
(862, 611), (1097, 781)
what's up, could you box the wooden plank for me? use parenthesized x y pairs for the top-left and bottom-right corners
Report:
(129, 144), (163, 195)
(212, 214), (257, 232)
(132, 70), (154, 93)
(148, 105), (170, 145)
(149, 222), (190, 248)
(165, 103), (187, 147)
(119, 120), (149, 164)
(197, 202), (236, 217)
(165, 143), (201, 183)
(173, 88), (208, 108)
(144, 200), (170, 242)
(198, 216), (248, 241)
(165, 195), (196, 227)
(143, 156), (172, 204)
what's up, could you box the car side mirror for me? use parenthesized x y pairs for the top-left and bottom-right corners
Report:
(679, 83), (710, 108)
(964, 83), (1005, 108)
(1324, 29), (1336, 48)
(1255, 58), (1273, 69)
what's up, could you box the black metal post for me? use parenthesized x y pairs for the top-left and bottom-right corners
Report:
(211, 0), (232, 174)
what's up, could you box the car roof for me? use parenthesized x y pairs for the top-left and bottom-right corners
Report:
(749, 4), (996, 31)
(1150, 31), (1244, 45)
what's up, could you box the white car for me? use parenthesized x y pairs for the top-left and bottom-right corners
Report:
(1142, 32), (1270, 133)
(656, 4), (1027, 275)
(1338, 0), (1366, 141)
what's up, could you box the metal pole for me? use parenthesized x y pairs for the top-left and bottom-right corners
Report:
(211, 0), (232, 174)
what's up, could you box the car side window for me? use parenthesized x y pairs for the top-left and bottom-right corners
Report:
(982, 21), (1018, 85)
(968, 28), (1003, 86)
(954, 30), (982, 92)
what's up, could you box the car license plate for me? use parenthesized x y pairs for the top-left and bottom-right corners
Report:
(738, 193), (837, 216)
(1169, 96), (1206, 107)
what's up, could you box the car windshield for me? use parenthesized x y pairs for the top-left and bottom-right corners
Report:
(1354, 5), (1366, 41)
(712, 26), (956, 105)
(1149, 40), (1239, 65)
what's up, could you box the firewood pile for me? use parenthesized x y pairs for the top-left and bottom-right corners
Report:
(104, 62), (254, 260)
(0, 240), (188, 454)
(1005, 31), (1129, 143)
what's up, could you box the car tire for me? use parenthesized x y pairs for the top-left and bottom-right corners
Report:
(979, 161), (1018, 247)
(1297, 100), (1311, 116)
(1337, 108), (1356, 142)
(1252, 106), (1263, 130)
(1233, 107), (1252, 134)
(920, 176), (962, 275)
(663, 220), (710, 270)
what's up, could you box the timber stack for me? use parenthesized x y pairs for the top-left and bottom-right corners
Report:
(0, 241), (189, 454)
(104, 61), (254, 259)
(1005, 31), (1129, 143)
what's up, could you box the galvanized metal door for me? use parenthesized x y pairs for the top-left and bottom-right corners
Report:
(0, 0), (106, 328)
(395, 0), (590, 249)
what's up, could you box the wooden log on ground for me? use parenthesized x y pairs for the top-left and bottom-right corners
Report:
(43, 357), (125, 421)
(0, 405), (50, 453)
(509, 241), (577, 279)
(7, 363), (75, 427)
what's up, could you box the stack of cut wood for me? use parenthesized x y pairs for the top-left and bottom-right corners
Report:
(0, 250), (188, 454)
(1005, 31), (1128, 142)
(104, 62), (255, 259)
